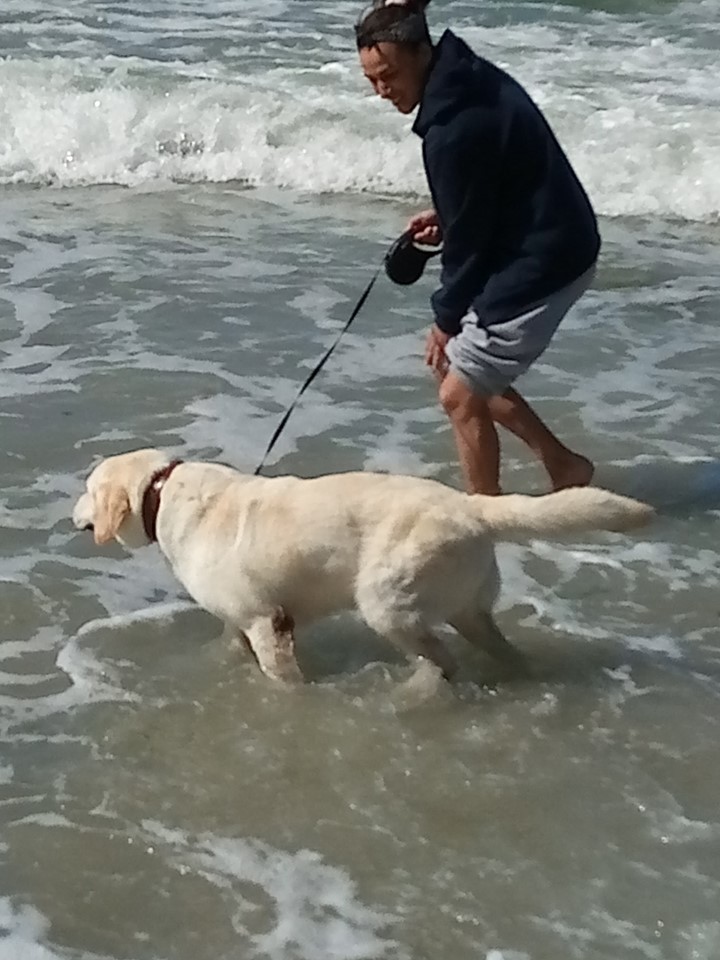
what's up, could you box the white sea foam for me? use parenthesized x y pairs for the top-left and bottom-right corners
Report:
(0, 898), (119, 960)
(0, 897), (125, 959)
(678, 922), (720, 960)
(0, 4), (717, 221)
(54, 601), (201, 711)
(486, 952), (532, 960)
(141, 820), (403, 960)
(72, 600), (197, 639)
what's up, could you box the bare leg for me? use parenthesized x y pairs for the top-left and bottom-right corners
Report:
(244, 608), (304, 684)
(487, 387), (594, 491)
(438, 372), (501, 495)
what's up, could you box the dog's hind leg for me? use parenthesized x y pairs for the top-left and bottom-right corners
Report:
(357, 581), (457, 680)
(449, 608), (528, 671)
(384, 627), (457, 681)
(243, 608), (304, 685)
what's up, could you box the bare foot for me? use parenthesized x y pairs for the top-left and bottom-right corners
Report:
(547, 452), (594, 491)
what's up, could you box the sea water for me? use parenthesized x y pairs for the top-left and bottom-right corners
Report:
(1, 1), (719, 958)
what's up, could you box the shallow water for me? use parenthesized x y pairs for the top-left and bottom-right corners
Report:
(1, 1), (720, 958)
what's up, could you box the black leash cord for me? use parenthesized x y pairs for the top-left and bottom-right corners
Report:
(253, 267), (381, 477)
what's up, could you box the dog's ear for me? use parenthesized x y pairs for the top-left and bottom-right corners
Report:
(93, 483), (130, 545)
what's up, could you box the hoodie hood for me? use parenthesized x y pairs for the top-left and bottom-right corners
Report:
(413, 30), (493, 137)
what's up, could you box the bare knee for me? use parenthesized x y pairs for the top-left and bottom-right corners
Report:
(438, 373), (491, 423)
(485, 389), (513, 420)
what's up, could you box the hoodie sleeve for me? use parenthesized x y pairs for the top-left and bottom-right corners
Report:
(423, 113), (500, 334)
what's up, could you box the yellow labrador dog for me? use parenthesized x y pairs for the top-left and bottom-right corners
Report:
(73, 449), (653, 684)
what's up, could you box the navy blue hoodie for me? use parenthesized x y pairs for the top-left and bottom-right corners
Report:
(412, 30), (601, 333)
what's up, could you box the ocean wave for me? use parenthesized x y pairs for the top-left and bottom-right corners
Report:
(0, 35), (717, 222)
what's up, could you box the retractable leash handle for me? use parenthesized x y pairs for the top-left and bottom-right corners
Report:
(253, 231), (442, 477)
(384, 229), (442, 285)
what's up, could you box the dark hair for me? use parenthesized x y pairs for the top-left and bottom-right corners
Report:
(355, 1), (432, 50)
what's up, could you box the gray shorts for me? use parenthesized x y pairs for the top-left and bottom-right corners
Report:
(444, 263), (597, 396)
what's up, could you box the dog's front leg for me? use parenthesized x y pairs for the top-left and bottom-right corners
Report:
(222, 622), (260, 665)
(244, 608), (304, 685)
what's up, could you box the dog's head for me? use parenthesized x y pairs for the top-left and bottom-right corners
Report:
(73, 448), (174, 548)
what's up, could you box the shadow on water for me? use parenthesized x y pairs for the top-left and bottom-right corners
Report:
(594, 456), (720, 513)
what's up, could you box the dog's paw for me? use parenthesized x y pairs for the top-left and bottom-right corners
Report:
(265, 662), (305, 687)
(391, 657), (450, 711)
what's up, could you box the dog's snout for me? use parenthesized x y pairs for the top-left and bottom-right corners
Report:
(83, 522), (94, 532)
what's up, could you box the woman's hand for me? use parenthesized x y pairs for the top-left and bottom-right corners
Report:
(407, 209), (442, 246)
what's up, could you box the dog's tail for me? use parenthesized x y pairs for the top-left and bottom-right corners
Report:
(473, 486), (653, 540)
